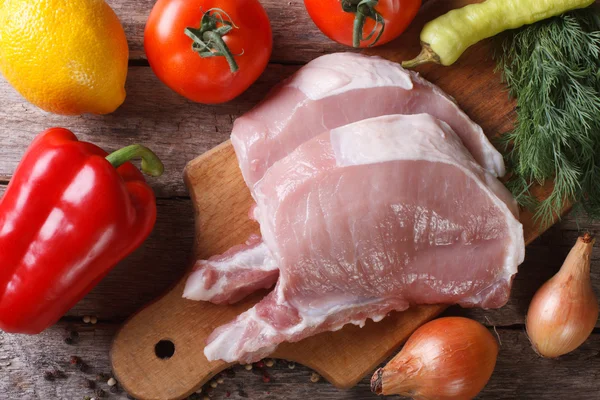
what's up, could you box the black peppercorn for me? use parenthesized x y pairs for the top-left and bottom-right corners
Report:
(77, 362), (88, 373)
(96, 372), (110, 381)
(53, 368), (66, 379)
(83, 378), (96, 389)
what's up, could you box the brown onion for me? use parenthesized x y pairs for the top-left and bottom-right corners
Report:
(371, 317), (498, 400)
(526, 233), (598, 358)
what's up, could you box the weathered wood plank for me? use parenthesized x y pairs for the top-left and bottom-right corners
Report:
(0, 54), (516, 199)
(107, 0), (349, 64)
(0, 64), (299, 198)
(67, 201), (600, 325)
(1, 322), (131, 400)
(0, 183), (196, 321)
(3, 179), (597, 326)
(2, 322), (600, 399)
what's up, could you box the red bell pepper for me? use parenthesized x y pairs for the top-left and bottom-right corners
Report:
(0, 128), (164, 334)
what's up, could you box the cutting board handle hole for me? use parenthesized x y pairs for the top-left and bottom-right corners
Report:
(155, 340), (175, 360)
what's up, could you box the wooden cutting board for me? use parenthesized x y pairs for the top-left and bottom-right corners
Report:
(111, 1), (559, 399)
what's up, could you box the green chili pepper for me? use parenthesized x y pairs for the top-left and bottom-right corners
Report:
(403, 0), (595, 68)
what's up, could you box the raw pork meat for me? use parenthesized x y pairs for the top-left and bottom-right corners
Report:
(183, 235), (278, 304)
(231, 52), (505, 191)
(186, 53), (509, 306)
(204, 114), (525, 363)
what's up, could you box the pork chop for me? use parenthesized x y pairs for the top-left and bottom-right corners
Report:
(231, 52), (505, 192)
(185, 53), (508, 305)
(204, 114), (524, 363)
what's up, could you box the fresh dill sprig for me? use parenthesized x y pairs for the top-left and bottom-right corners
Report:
(495, 8), (600, 228)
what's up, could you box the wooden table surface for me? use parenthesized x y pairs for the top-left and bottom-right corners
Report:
(1, 1), (600, 399)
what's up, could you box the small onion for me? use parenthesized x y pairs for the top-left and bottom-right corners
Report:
(371, 317), (498, 400)
(526, 233), (598, 358)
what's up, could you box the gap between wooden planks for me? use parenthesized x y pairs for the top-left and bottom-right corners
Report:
(110, 1), (570, 399)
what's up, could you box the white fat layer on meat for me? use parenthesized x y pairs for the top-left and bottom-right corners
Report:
(287, 53), (413, 101)
(183, 270), (227, 302)
(285, 53), (504, 178)
(183, 242), (278, 301)
(204, 291), (400, 363)
(205, 276), (404, 362)
(330, 114), (525, 291)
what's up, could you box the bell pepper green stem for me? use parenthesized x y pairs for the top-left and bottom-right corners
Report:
(106, 145), (165, 177)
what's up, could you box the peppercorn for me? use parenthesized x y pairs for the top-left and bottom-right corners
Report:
(310, 372), (320, 383)
(216, 377), (224, 384)
(110, 385), (119, 394)
(43, 371), (55, 381)
(209, 381), (218, 389)
(107, 377), (117, 387)
(83, 378), (96, 389)
(94, 388), (106, 398)
(255, 361), (265, 368)
(64, 337), (75, 345)
(265, 359), (275, 367)
(53, 368), (66, 379)
(244, 364), (252, 371)
(288, 362), (296, 370)
(96, 373), (110, 381)
(77, 362), (88, 373)
(262, 373), (271, 383)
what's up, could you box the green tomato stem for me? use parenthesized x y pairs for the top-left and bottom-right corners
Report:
(342, 0), (385, 48)
(185, 8), (240, 74)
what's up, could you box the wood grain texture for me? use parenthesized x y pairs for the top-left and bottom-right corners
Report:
(0, 65), (298, 197)
(3, 179), (595, 329)
(3, 323), (600, 400)
(105, 0), (349, 63)
(1, 322), (129, 400)
(109, 3), (559, 391)
(2, 0), (599, 398)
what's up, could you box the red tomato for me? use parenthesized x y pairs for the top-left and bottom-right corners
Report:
(304, 0), (421, 48)
(145, 0), (272, 104)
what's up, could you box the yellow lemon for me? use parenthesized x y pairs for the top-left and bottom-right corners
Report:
(0, 0), (129, 115)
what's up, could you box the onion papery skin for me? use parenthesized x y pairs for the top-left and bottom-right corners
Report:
(526, 235), (599, 358)
(373, 317), (498, 400)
